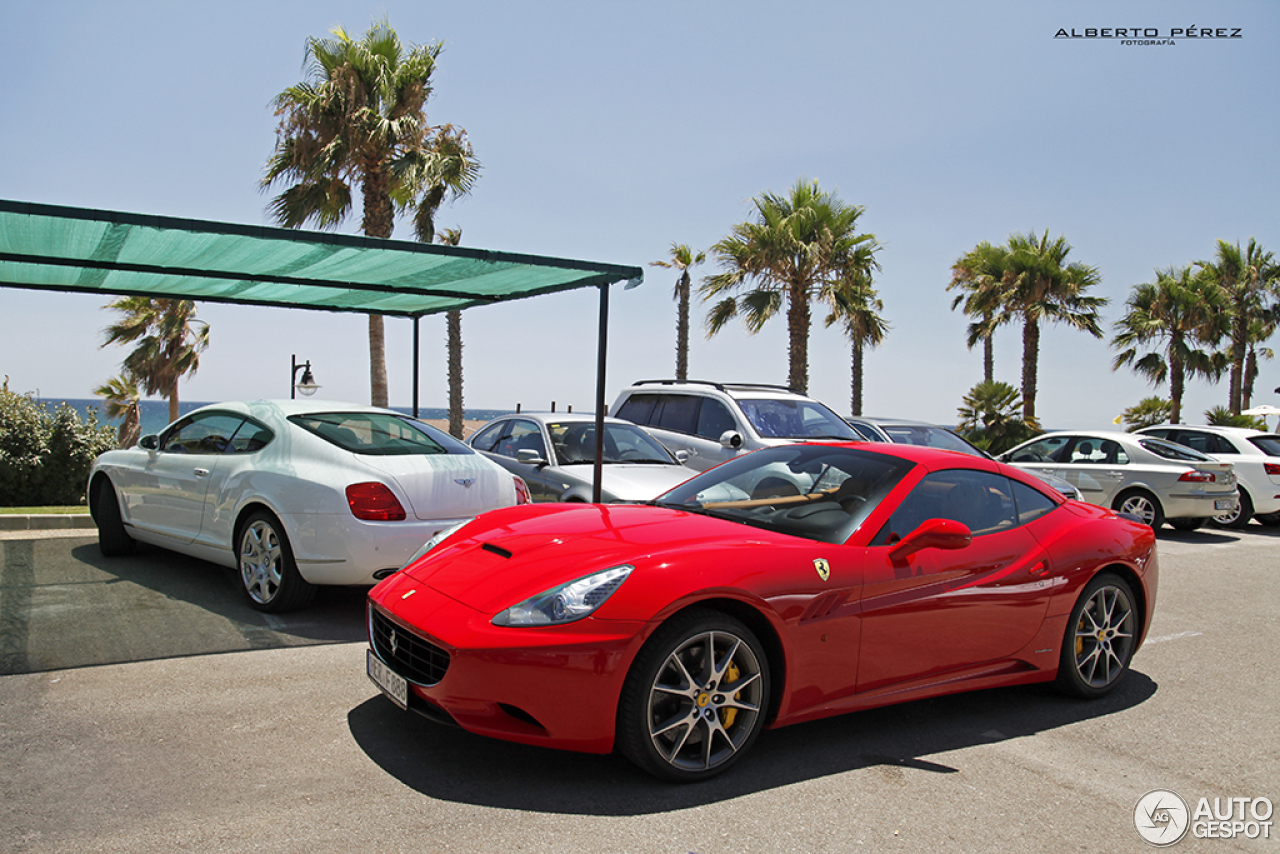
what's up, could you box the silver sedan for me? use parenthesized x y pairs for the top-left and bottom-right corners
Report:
(467, 412), (697, 503)
(998, 430), (1238, 530)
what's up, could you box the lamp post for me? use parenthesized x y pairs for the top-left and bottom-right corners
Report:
(291, 355), (320, 399)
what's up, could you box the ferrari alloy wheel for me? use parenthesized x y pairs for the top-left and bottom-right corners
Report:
(1210, 489), (1252, 529)
(1056, 574), (1137, 699)
(94, 478), (135, 557)
(619, 608), (770, 782)
(1114, 489), (1164, 530)
(237, 511), (315, 612)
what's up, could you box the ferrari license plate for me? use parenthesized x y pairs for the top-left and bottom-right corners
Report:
(1215, 499), (1236, 510)
(367, 649), (408, 709)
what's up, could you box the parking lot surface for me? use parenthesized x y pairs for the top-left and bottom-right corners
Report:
(2, 527), (1277, 853)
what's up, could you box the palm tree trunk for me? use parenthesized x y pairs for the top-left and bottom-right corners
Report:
(363, 167), (395, 408)
(447, 310), (464, 438)
(850, 340), (864, 416)
(168, 378), (180, 423)
(1229, 316), (1247, 414)
(1021, 318), (1039, 423)
(983, 335), (994, 384)
(1243, 348), (1258, 412)
(1170, 351), (1185, 425)
(675, 272), (690, 382)
(787, 280), (811, 393)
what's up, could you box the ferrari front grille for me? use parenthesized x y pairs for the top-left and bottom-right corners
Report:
(369, 607), (450, 686)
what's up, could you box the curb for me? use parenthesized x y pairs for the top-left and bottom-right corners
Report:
(0, 515), (96, 531)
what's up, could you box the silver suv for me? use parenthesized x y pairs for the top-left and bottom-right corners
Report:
(610, 380), (860, 471)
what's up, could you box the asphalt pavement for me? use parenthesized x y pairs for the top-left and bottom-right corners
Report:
(2, 526), (1277, 853)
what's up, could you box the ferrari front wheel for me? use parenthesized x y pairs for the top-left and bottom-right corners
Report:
(1056, 573), (1137, 699)
(618, 608), (770, 782)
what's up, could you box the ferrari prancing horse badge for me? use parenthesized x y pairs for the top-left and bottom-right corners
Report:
(814, 559), (830, 582)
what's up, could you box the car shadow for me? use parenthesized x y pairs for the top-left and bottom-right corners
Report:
(0, 535), (367, 676)
(347, 671), (1157, 813)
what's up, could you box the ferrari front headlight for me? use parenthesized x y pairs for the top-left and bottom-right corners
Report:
(491, 565), (633, 627)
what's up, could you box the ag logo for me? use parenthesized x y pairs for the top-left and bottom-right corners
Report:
(813, 559), (830, 582)
(1134, 789), (1189, 846)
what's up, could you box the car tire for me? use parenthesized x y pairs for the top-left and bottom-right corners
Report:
(1210, 489), (1252, 529)
(1055, 573), (1138, 699)
(1169, 517), (1207, 532)
(237, 511), (315, 612)
(617, 608), (770, 782)
(94, 478), (135, 557)
(1253, 511), (1280, 526)
(1113, 489), (1164, 530)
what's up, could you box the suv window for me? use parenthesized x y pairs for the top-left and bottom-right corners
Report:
(614, 394), (659, 426)
(738, 398), (858, 440)
(1249, 435), (1280, 456)
(695, 398), (737, 440)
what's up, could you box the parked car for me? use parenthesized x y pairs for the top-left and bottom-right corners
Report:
(610, 380), (861, 471)
(847, 415), (1084, 500)
(1136, 424), (1280, 528)
(87, 400), (530, 611)
(367, 441), (1157, 781)
(467, 412), (696, 503)
(998, 431), (1238, 530)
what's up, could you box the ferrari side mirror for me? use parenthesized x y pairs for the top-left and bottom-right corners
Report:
(889, 518), (973, 563)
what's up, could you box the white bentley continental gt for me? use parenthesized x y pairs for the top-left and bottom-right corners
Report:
(87, 400), (531, 611)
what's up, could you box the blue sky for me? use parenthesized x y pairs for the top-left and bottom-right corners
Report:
(2, 0), (1277, 428)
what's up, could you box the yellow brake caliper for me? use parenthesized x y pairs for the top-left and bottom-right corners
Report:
(721, 661), (740, 729)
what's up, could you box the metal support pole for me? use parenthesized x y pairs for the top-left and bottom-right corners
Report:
(592, 283), (609, 502)
(412, 317), (420, 417)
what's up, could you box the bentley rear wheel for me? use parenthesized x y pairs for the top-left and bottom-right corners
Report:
(618, 608), (769, 782)
(237, 511), (315, 612)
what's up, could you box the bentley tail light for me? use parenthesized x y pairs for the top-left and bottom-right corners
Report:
(347, 482), (407, 521)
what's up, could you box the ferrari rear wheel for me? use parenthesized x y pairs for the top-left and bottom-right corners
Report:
(618, 608), (769, 782)
(1056, 574), (1137, 699)
(237, 511), (315, 612)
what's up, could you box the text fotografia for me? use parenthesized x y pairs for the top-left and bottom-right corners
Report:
(1055, 27), (1242, 46)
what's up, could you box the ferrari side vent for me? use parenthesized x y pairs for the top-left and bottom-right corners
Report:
(369, 608), (450, 686)
(482, 542), (514, 559)
(800, 591), (847, 623)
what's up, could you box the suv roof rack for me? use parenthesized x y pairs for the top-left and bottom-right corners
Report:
(629, 379), (801, 395)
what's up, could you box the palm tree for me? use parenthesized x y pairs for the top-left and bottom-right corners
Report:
(650, 244), (705, 382)
(702, 179), (879, 393)
(100, 298), (209, 423)
(1120, 397), (1173, 432)
(93, 373), (143, 448)
(826, 275), (888, 416)
(262, 18), (444, 408)
(955, 380), (1038, 454)
(1110, 266), (1227, 424)
(1197, 238), (1279, 413)
(1001, 231), (1107, 422)
(948, 241), (1014, 383)
(436, 228), (467, 438)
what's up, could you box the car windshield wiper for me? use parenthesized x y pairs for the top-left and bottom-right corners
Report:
(618, 458), (675, 465)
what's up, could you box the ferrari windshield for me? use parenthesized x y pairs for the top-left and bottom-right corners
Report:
(654, 445), (914, 544)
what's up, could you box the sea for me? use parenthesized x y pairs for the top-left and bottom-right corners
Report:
(35, 398), (519, 438)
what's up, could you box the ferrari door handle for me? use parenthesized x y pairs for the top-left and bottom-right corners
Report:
(193, 468), (210, 477)
(1030, 559), (1050, 576)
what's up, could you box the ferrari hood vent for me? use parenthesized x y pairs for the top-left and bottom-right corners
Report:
(482, 542), (514, 559)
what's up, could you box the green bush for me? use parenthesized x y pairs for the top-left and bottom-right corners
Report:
(0, 381), (116, 506)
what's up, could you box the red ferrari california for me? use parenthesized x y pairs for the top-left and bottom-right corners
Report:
(367, 442), (1157, 781)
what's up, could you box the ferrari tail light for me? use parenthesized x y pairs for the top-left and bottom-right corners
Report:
(514, 475), (532, 505)
(1178, 470), (1215, 483)
(346, 482), (407, 521)
(1265, 462), (1280, 476)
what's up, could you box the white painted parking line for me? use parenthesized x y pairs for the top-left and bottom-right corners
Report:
(1144, 630), (1203, 645)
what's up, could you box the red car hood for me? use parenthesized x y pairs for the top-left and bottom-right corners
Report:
(395, 502), (773, 614)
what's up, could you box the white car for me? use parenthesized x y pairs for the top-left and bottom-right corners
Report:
(87, 400), (530, 611)
(467, 412), (696, 502)
(999, 430), (1238, 530)
(1136, 424), (1280, 528)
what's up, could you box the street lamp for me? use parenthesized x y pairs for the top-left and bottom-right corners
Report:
(291, 355), (320, 398)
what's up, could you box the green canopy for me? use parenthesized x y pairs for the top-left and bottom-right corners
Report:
(0, 200), (642, 316)
(0, 199), (644, 501)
